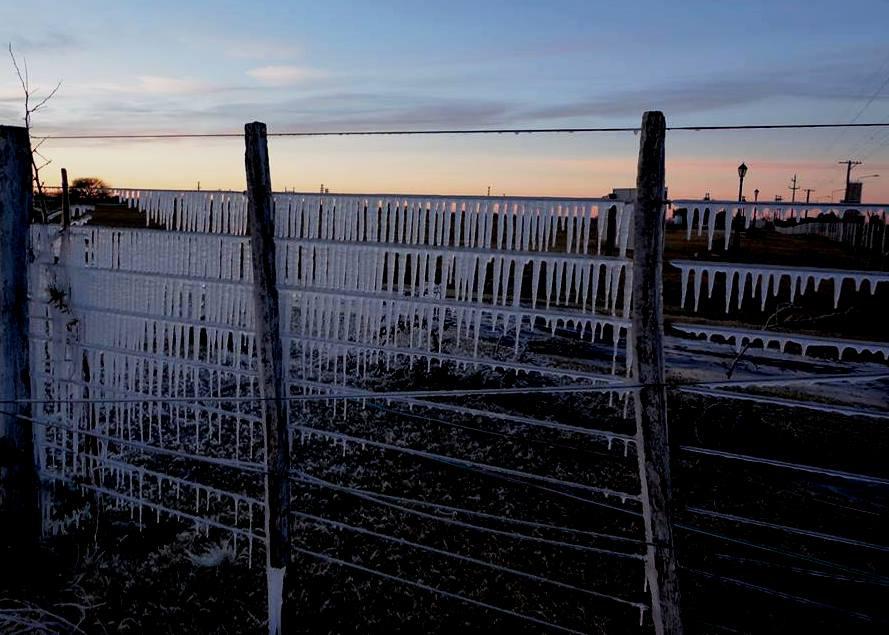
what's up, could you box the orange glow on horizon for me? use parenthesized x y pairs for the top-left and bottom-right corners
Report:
(36, 139), (889, 204)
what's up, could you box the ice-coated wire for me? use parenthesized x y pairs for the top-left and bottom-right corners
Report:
(41, 444), (263, 506)
(686, 568), (884, 625)
(19, 413), (266, 473)
(291, 545), (595, 635)
(41, 474), (263, 540)
(293, 425), (641, 502)
(687, 507), (889, 553)
(675, 524), (889, 586)
(293, 475), (645, 544)
(293, 472), (645, 558)
(680, 387), (889, 421)
(680, 445), (889, 486)
(10, 368), (888, 405)
(293, 510), (647, 610)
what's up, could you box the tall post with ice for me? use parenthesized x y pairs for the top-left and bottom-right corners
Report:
(244, 121), (292, 635)
(631, 112), (683, 634)
(0, 125), (37, 547)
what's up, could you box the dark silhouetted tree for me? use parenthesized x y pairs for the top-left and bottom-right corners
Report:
(70, 177), (110, 200)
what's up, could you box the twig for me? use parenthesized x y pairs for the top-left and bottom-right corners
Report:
(724, 303), (794, 379)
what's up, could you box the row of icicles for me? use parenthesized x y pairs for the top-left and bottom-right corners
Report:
(114, 189), (635, 256)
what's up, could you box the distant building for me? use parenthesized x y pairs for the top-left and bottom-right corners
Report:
(608, 188), (636, 202)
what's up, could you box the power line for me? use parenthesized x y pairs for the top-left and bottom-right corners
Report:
(33, 121), (889, 140)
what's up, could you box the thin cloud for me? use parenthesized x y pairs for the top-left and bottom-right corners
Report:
(9, 31), (81, 53)
(226, 41), (301, 60)
(87, 75), (218, 96)
(135, 76), (212, 95)
(247, 65), (326, 86)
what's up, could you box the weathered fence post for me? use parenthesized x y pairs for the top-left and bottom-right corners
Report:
(0, 125), (37, 547)
(244, 121), (291, 635)
(632, 111), (683, 635)
(61, 168), (71, 228)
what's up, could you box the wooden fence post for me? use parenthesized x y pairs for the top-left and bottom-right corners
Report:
(61, 168), (71, 228)
(244, 121), (291, 635)
(632, 111), (683, 635)
(0, 125), (37, 547)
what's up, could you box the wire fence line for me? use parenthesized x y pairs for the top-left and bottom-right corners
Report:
(31, 120), (889, 140)
(5, 116), (888, 634)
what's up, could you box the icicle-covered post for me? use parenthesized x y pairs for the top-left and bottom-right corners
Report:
(245, 121), (291, 635)
(0, 125), (37, 545)
(631, 112), (683, 635)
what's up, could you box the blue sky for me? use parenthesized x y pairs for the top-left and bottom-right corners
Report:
(3, 0), (889, 199)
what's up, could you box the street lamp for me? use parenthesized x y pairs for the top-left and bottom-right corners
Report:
(737, 162), (748, 202)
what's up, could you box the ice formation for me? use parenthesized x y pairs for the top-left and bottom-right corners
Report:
(115, 189), (634, 255)
(30, 190), (640, 545)
(672, 199), (887, 252)
(672, 323), (889, 361)
(673, 260), (888, 312)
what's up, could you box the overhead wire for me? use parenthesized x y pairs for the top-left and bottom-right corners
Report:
(33, 121), (889, 141)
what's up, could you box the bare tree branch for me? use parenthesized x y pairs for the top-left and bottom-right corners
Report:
(8, 42), (63, 223)
(31, 81), (63, 114)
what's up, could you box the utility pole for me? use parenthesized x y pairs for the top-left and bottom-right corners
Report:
(803, 188), (814, 219)
(788, 174), (799, 203)
(838, 160), (861, 203)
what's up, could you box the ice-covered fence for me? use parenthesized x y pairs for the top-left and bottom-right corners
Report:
(29, 223), (267, 550)
(666, 193), (889, 476)
(775, 216), (889, 253)
(671, 199), (888, 251)
(29, 187), (657, 632)
(671, 323), (889, 361)
(668, 258), (889, 369)
(672, 260), (889, 312)
(114, 189), (635, 256)
(110, 190), (639, 381)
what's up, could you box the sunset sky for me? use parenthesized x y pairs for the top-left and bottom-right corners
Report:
(3, 0), (889, 201)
